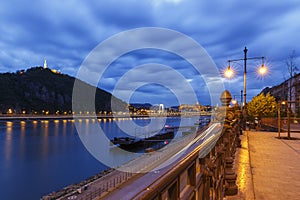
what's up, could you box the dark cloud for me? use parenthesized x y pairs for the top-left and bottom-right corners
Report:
(88, 0), (154, 28)
(0, 0), (300, 105)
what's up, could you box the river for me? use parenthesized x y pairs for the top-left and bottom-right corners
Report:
(0, 116), (201, 199)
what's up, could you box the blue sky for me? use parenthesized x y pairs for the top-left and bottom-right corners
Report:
(1, 0), (300, 106)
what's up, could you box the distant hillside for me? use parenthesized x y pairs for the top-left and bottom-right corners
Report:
(0, 67), (127, 114)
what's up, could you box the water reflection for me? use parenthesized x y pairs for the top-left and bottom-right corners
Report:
(75, 116), (201, 168)
(1, 119), (106, 199)
(20, 121), (26, 160)
(6, 121), (13, 127)
(32, 120), (38, 130)
(0, 116), (200, 200)
(5, 122), (13, 163)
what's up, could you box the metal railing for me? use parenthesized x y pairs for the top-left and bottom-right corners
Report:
(132, 117), (241, 200)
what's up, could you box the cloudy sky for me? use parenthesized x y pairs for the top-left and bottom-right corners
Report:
(1, 0), (300, 106)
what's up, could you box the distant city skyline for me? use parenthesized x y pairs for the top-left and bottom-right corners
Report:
(1, 0), (300, 106)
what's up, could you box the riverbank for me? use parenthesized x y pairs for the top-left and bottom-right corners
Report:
(0, 113), (212, 122)
(41, 168), (114, 200)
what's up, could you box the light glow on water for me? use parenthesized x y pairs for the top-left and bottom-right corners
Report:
(6, 121), (13, 127)
(0, 116), (202, 199)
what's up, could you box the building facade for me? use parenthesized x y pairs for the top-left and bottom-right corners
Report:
(262, 73), (300, 116)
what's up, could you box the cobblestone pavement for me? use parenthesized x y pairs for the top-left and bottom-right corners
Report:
(227, 130), (300, 200)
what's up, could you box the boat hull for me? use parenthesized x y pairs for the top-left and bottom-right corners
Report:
(111, 131), (174, 152)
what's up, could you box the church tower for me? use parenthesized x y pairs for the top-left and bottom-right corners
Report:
(43, 59), (47, 69)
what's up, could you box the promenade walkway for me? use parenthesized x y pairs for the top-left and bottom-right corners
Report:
(227, 130), (300, 200)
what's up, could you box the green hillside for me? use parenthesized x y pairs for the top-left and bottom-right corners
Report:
(0, 67), (127, 114)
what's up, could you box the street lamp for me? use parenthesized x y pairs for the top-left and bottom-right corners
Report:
(231, 94), (241, 105)
(224, 47), (266, 106)
(224, 46), (267, 129)
(224, 63), (234, 78)
(258, 61), (267, 75)
(231, 98), (237, 104)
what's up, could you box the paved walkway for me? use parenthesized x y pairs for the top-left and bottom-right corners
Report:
(227, 130), (300, 200)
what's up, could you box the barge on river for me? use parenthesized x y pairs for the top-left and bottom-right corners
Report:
(111, 127), (176, 151)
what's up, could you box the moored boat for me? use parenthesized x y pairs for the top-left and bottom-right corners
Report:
(111, 129), (175, 151)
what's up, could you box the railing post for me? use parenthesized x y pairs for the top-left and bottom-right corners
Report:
(287, 102), (291, 139)
(219, 90), (238, 196)
(224, 127), (238, 196)
(278, 102), (281, 138)
(200, 156), (211, 200)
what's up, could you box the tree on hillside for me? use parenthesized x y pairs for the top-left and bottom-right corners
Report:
(247, 93), (277, 120)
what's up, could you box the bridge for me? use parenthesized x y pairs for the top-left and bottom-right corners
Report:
(43, 91), (242, 200)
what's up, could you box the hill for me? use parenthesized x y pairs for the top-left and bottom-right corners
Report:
(0, 67), (127, 114)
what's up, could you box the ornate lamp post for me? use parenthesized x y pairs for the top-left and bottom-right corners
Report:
(224, 47), (267, 129)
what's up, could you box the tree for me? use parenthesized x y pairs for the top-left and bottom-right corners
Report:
(247, 93), (277, 120)
(285, 50), (299, 103)
(286, 50), (299, 79)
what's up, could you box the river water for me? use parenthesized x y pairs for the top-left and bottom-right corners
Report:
(0, 116), (200, 200)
